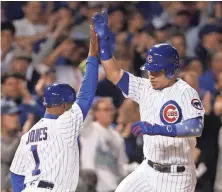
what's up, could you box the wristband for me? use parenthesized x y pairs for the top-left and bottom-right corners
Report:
(99, 38), (112, 61)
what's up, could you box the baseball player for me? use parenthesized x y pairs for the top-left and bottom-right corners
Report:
(92, 12), (205, 192)
(10, 26), (99, 192)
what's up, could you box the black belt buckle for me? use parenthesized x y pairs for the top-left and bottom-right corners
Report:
(38, 180), (54, 190)
(153, 163), (163, 171)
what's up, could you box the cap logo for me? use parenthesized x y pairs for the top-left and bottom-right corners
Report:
(147, 55), (153, 63)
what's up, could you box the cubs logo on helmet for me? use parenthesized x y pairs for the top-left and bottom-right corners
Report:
(160, 100), (182, 125)
(191, 99), (203, 110)
(147, 55), (153, 63)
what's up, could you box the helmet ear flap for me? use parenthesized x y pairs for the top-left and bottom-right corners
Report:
(165, 64), (177, 79)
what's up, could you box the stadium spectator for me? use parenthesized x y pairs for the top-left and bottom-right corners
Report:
(42, 39), (84, 89)
(1, 73), (44, 126)
(80, 97), (128, 192)
(152, 19), (171, 44)
(116, 99), (143, 163)
(107, 7), (125, 34)
(195, 24), (221, 69)
(187, 58), (204, 77)
(199, 49), (222, 95)
(1, 21), (16, 74)
(71, 2), (103, 40)
(13, 1), (48, 47)
(9, 48), (40, 93)
(1, 100), (34, 191)
(169, 33), (189, 69)
(127, 10), (145, 36)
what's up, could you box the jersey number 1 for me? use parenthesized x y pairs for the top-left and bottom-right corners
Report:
(31, 145), (41, 176)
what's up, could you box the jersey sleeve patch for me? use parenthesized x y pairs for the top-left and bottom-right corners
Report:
(160, 100), (182, 125)
(191, 99), (203, 110)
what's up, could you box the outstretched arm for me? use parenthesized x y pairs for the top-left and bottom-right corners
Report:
(92, 11), (149, 103)
(101, 57), (123, 85)
(76, 26), (99, 119)
(92, 12), (123, 85)
(132, 117), (204, 138)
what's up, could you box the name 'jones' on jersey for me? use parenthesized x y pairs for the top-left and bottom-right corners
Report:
(26, 127), (48, 144)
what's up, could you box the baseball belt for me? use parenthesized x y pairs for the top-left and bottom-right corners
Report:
(146, 159), (185, 173)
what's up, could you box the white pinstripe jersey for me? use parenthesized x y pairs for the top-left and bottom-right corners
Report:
(124, 73), (205, 165)
(10, 103), (83, 191)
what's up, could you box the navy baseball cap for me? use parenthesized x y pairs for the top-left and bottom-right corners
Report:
(199, 24), (220, 40)
(1, 100), (20, 115)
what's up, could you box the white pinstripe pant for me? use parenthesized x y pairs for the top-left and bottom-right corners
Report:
(115, 160), (196, 192)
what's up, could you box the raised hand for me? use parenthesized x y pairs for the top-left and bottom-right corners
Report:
(92, 11), (113, 60)
(88, 25), (99, 57)
(92, 11), (109, 39)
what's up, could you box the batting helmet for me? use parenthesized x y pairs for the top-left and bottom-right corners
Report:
(43, 84), (76, 107)
(140, 43), (179, 79)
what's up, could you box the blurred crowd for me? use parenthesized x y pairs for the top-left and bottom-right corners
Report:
(1, 1), (222, 192)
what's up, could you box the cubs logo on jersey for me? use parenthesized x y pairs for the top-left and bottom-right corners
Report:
(191, 98), (203, 110)
(160, 100), (182, 125)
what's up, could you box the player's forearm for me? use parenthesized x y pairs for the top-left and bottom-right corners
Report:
(154, 117), (204, 137)
(101, 57), (123, 85)
(10, 172), (25, 192)
(76, 56), (99, 119)
(16, 32), (48, 44)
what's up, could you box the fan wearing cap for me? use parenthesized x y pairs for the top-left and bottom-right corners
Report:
(152, 17), (171, 43)
(1, 100), (33, 192)
(9, 48), (40, 93)
(195, 23), (221, 69)
(1, 72), (45, 125)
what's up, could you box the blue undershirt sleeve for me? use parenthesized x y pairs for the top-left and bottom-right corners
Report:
(155, 117), (203, 137)
(76, 56), (99, 119)
(116, 71), (129, 95)
(10, 172), (25, 192)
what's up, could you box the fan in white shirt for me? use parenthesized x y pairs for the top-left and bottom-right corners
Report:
(13, 2), (48, 46)
(80, 97), (129, 192)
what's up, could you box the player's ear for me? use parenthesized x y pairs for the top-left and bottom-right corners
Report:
(61, 103), (66, 111)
